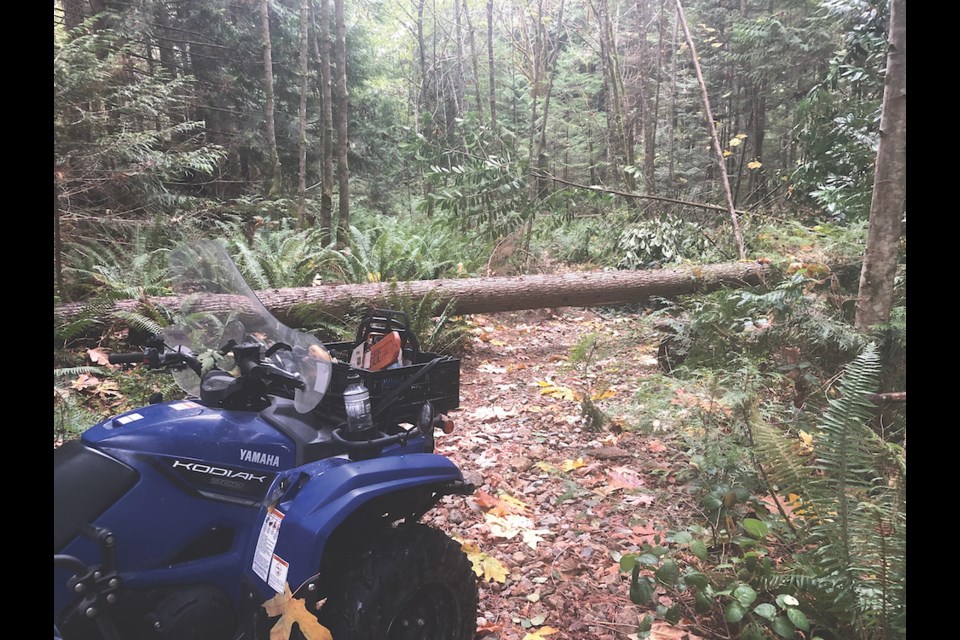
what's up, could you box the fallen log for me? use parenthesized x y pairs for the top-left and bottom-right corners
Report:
(55, 261), (773, 328)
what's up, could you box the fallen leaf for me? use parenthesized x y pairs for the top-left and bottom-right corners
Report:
(560, 457), (586, 472)
(88, 348), (111, 366)
(485, 513), (552, 549)
(536, 379), (580, 402)
(798, 429), (814, 453)
(651, 620), (705, 640)
(472, 406), (516, 422)
(459, 540), (509, 583)
(607, 468), (644, 490)
(591, 387), (616, 401)
(472, 490), (529, 517)
(478, 362), (508, 374)
(523, 626), (560, 640)
(648, 439), (667, 453)
(72, 373), (101, 390)
(262, 584), (333, 640)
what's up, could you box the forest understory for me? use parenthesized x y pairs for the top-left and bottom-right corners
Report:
(432, 308), (758, 640)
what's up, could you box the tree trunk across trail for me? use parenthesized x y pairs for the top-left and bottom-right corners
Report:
(55, 261), (772, 328)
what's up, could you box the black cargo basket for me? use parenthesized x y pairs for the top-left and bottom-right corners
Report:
(319, 341), (460, 424)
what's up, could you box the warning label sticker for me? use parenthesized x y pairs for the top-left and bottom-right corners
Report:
(268, 554), (289, 593)
(252, 508), (285, 582)
(116, 413), (143, 425)
(169, 401), (201, 410)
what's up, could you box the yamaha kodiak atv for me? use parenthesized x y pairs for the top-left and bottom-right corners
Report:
(54, 240), (479, 640)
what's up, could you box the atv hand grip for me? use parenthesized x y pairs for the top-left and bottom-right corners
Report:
(108, 352), (146, 364)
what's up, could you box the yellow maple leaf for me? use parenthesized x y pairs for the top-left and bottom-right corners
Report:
(560, 457), (586, 472)
(735, 133), (748, 139)
(458, 540), (509, 583)
(729, 137), (743, 147)
(535, 461), (559, 473)
(591, 388), (616, 401)
(798, 429), (814, 453)
(262, 584), (333, 640)
(747, 160), (763, 169)
(536, 379), (580, 401)
(523, 627), (560, 640)
(723, 150), (733, 157)
(499, 493), (530, 513)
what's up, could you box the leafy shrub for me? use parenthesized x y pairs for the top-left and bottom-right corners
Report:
(616, 215), (711, 269)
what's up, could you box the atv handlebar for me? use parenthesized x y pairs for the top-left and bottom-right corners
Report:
(108, 338), (203, 378)
(108, 352), (147, 365)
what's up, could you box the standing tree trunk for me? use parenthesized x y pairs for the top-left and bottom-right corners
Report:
(297, 0), (311, 229)
(463, 1), (485, 126)
(260, 0), (283, 196)
(487, 0), (498, 133)
(55, 178), (65, 301)
(855, 0), (905, 330)
(594, 0), (634, 191)
(675, 0), (745, 259)
(667, 6), (678, 189)
(414, 0), (435, 218)
(635, 0), (657, 196)
(317, 0), (335, 244)
(454, 0), (467, 130)
(334, 0), (350, 242)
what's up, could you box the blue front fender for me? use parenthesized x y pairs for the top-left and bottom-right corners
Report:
(243, 453), (467, 598)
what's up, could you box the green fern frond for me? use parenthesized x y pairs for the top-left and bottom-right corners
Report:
(111, 310), (166, 337)
(747, 407), (821, 526)
(54, 366), (105, 378)
(805, 343), (904, 637)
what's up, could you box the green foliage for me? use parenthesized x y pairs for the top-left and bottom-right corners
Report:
(616, 215), (712, 269)
(380, 286), (470, 357)
(791, 0), (889, 220)
(316, 218), (479, 284)
(409, 116), (533, 244)
(620, 520), (815, 640)
(749, 345), (905, 639)
(55, 20), (226, 240)
(655, 272), (868, 395)
(226, 221), (328, 289)
(61, 233), (172, 301)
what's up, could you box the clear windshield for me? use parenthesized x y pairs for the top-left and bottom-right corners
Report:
(165, 240), (332, 413)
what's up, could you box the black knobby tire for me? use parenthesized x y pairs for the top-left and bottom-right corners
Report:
(318, 524), (478, 640)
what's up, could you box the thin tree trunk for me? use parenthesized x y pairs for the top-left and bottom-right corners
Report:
(415, 0), (434, 217)
(855, 0), (905, 329)
(464, 0), (485, 126)
(297, 0), (310, 229)
(317, 0), (334, 244)
(636, 0), (657, 196)
(55, 180), (65, 301)
(335, 0), (350, 242)
(675, 0), (745, 259)
(487, 0), (498, 133)
(667, 6), (678, 188)
(454, 0), (467, 129)
(533, 0), (565, 200)
(260, 0), (283, 196)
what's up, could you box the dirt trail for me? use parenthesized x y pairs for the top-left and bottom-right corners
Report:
(424, 309), (703, 640)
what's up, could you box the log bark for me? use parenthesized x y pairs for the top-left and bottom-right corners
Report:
(55, 261), (772, 328)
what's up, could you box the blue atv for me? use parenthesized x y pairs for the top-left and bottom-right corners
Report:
(54, 241), (479, 640)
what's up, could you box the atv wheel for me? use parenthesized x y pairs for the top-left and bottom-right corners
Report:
(318, 524), (477, 640)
